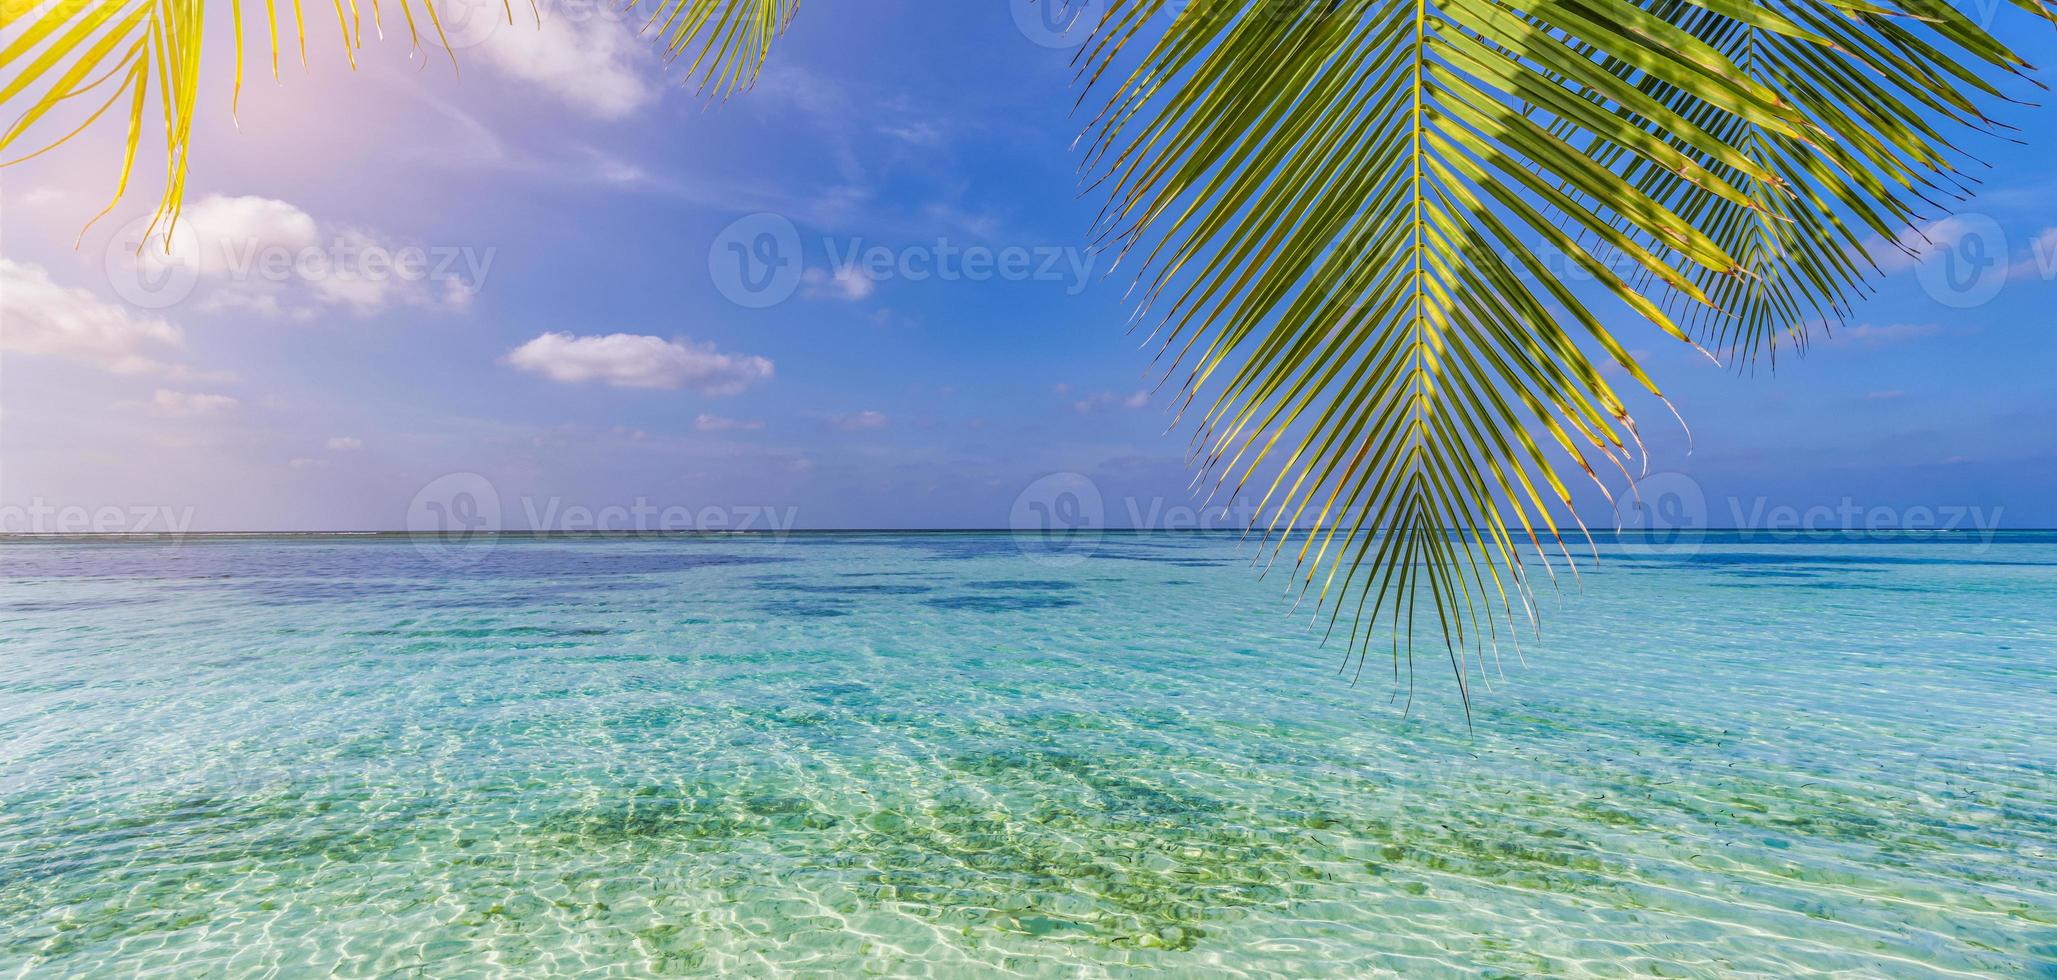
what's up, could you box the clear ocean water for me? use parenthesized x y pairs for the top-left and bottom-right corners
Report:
(2, 532), (2052, 976)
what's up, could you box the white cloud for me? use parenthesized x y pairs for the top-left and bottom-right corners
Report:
(119, 389), (241, 417)
(592, 153), (648, 185)
(16, 186), (67, 207)
(289, 457), (332, 470)
(755, 64), (847, 117)
(802, 266), (876, 301)
(1864, 217), (1985, 275)
(172, 195), (319, 276)
(695, 413), (766, 432)
(0, 259), (204, 377)
(326, 436), (364, 451)
(473, 10), (655, 120)
(1831, 322), (1938, 348)
(132, 195), (481, 318)
(196, 288), (300, 320)
(302, 229), (409, 314)
(1869, 218), (2057, 286)
(878, 122), (943, 146)
(1067, 389), (1153, 413)
(504, 332), (774, 394)
(2010, 226), (2057, 282)
(830, 410), (889, 431)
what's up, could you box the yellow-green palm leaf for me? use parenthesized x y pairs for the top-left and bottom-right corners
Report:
(1573, 0), (2045, 363)
(0, 0), (792, 233)
(1066, 0), (2033, 712)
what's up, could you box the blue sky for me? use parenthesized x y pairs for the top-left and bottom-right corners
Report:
(2, 1), (2055, 532)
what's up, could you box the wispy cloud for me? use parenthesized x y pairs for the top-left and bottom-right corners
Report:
(695, 413), (766, 432)
(1829, 322), (1939, 349)
(0, 259), (217, 379)
(117, 389), (241, 418)
(829, 410), (890, 432)
(2009, 226), (2057, 282)
(1066, 388), (1153, 413)
(504, 332), (774, 394)
(802, 266), (876, 301)
(15, 186), (66, 207)
(1862, 216), (1989, 275)
(878, 121), (944, 146)
(470, 9), (656, 120)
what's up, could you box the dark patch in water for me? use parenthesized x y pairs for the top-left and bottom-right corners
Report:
(965, 580), (1076, 591)
(758, 581), (935, 596)
(757, 598), (854, 619)
(924, 595), (1082, 613)
(1089, 551), (1231, 568)
(806, 682), (871, 699)
(346, 625), (614, 639)
(0, 595), (163, 613)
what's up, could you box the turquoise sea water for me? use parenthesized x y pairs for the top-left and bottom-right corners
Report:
(1, 532), (2053, 976)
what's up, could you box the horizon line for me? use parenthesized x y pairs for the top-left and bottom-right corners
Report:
(0, 527), (2035, 539)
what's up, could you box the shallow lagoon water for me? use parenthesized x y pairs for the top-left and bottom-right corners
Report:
(1, 532), (2053, 975)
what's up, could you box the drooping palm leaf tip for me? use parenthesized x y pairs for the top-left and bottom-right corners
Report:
(0, 0), (2042, 713)
(0, 0), (795, 237)
(1066, 0), (2041, 717)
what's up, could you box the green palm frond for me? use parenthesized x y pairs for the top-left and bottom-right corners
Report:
(1577, 0), (2045, 363)
(0, 0), (791, 233)
(1069, 0), (2033, 712)
(636, 0), (796, 98)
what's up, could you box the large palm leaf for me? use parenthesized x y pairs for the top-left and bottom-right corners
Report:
(1, 0), (2039, 711)
(1063, 0), (2036, 712)
(1583, 0), (2045, 363)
